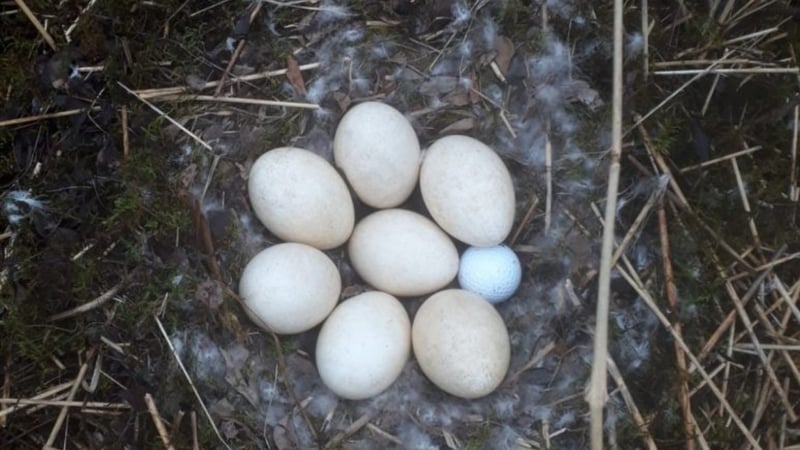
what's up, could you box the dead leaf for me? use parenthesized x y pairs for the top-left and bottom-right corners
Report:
(195, 279), (224, 309)
(272, 416), (298, 450)
(562, 79), (604, 110)
(286, 56), (307, 96)
(469, 71), (480, 104)
(221, 345), (259, 407)
(333, 91), (351, 112)
(440, 117), (475, 134)
(341, 284), (370, 298)
(419, 76), (458, 96)
(220, 420), (239, 440)
(444, 92), (470, 106)
(493, 36), (515, 75)
(443, 429), (461, 449)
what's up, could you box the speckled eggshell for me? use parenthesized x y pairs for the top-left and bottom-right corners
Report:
(316, 291), (411, 400)
(334, 102), (421, 208)
(239, 243), (341, 335)
(348, 209), (459, 297)
(412, 289), (510, 399)
(420, 135), (515, 246)
(248, 147), (354, 250)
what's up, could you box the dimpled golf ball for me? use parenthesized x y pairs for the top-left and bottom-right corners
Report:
(457, 245), (522, 304)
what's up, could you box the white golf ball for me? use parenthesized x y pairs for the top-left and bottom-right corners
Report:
(458, 245), (522, 304)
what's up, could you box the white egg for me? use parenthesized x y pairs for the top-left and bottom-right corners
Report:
(348, 209), (459, 297)
(412, 289), (510, 399)
(420, 135), (515, 246)
(248, 147), (354, 250)
(458, 245), (522, 303)
(239, 243), (341, 335)
(316, 291), (411, 400)
(334, 102), (421, 208)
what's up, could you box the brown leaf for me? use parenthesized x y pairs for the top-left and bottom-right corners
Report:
(440, 117), (475, 134)
(493, 35), (515, 75)
(220, 345), (259, 407)
(419, 76), (458, 96)
(286, 55), (307, 96)
(333, 91), (351, 112)
(195, 279), (224, 309)
(469, 71), (480, 104)
(444, 92), (471, 107)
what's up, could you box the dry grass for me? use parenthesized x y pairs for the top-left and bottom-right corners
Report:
(1, 0), (799, 448)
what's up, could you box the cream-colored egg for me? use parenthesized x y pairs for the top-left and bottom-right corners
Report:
(248, 147), (354, 250)
(316, 291), (411, 400)
(239, 243), (341, 335)
(420, 135), (515, 246)
(412, 289), (510, 399)
(333, 102), (421, 208)
(348, 209), (459, 297)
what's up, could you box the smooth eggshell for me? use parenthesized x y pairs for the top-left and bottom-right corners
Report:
(412, 289), (510, 399)
(334, 102), (421, 208)
(348, 209), (459, 297)
(316, 291), (411, 400)
(248, 147), (354, 249)
(420, 135), (515, 246)
(239, 243), (341, 335)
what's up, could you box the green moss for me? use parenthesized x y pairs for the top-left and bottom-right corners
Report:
(463, 422), (493, 449)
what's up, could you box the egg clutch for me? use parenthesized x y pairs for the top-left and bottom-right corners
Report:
(239, 102), (523, 401)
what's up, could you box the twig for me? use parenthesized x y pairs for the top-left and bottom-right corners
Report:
(121, 106), (130, 161)
(64, 0), (98, 42)
(692, 246), (787, 365)
(117, 82), (214, 152)
(615, 253), (762, 448)
(587, 0), (624, 446)
(153, 94), (319, 110)
(626, 153), (754, 270)
(13, 0), (56, 50)
(641, 0), (649, 80)
(145, 393), (177, 450)
(544, 123), (553, 234)
(154, 315), (232, 450)
(0, 107), (102, 128)
(679, 146), (764, 173)
(200, 154), (220, 202)
(721, 273), (797, 422)
(658, 197), (695, 449)
(0, 398), (128, 409)
(191, 410), (199, 450)
(134, 63), (321, 99)
(0, 352), (9, 427)
(324, 412), (374, 449)
(590, 202), (762, 448)
(610, 175), (668, 268)
(509, 195), (539, 246)
(607, 357), (657, 450)
(627, 50), (733, 136)
(731, 157), (764, 261)
(791, 105), (799, 201)
(726, 252), (800, 283)
(214, 1), (264, 96)
(366, 423), (403, 445)
(701, 73), (720, 117)
(506, 341), (556, 385)
(43, 347), (98, 449)
(653, 67), (798, 75)
(49, 269), (139, 321)
(0, 382), (72, 418)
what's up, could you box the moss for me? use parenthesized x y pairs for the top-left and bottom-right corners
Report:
(463, 422), (493, 449)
